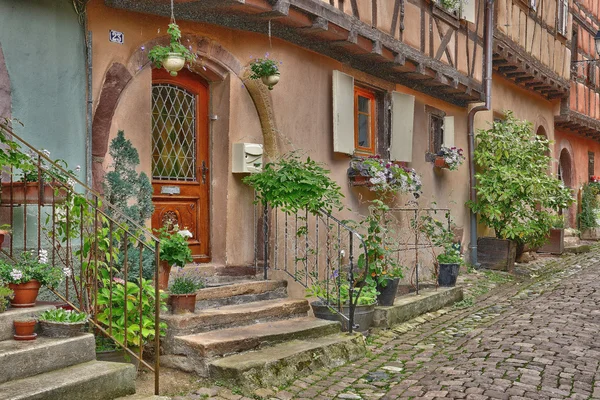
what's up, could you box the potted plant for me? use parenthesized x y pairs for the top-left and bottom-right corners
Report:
(13, 317), (37, 341)
(467, 112), (574, 270)
(168, 269), (205, 314)
(0, 250), (66, 307)
(157, 226), (194, 290)
(347, 156), (422, 197)
(538, 215), (565, 254)
(307, 279), (378, 333)
(418, 213), (462, 287)
(578, 182), (600, 239)
(249, 53), (282, 90)
(96, 277), (168, 363)
(39, 308), (88, 338)
(434, 146), (465, 170)
(148, 23), (197, 76)
(0, 286), (13, 313)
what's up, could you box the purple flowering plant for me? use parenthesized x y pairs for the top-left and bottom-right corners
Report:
(348, 156), (422, 197)
(249, 52), (281, 79)
(436, 146), (465, 170)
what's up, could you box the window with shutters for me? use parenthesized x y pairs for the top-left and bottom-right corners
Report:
(427, 106), (446, 156)
(589, 151), (595, 178)
(557, 0), (569, 37)
(354, 87), (377, 155)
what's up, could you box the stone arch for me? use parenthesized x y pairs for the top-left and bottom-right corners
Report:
(534, 115), (551, 140)
(92, 35), (279, 191)
(0, 42), (11, 120)
(557, 142), (576, 228)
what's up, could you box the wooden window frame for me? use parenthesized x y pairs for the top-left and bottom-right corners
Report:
(557, 0), (569, 38)
(589, 151), (595, 179)
(425, 105), (446, 161)
(354, 87), (377, 156)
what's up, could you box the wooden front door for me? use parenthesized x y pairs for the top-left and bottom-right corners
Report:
(151, 68), (210, 262)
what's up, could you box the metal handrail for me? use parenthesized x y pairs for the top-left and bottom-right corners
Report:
(0, 121), (161, 394)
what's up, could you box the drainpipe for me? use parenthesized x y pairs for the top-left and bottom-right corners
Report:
(467, 0), (494, 266)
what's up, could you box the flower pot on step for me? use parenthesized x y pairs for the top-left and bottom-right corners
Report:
(8, 279), (41, 308)
(438, 263), (459, 287)
(1, 182), (67, 205)
(376, 278), (400, 306)
(13, 320), (37, 340)
(169, 293), (197, 314)
(310, 301), (374, 333)
(40, 320), (86, 338)
(477, 237), (517, 272)
(157, 260), (172, 291)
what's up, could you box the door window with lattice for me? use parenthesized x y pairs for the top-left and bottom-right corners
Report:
(152, 84), (197, 181)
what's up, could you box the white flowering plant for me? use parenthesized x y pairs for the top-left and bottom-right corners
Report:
(348, 156), (422, 197)
(156, 225), (193, 267)
(436, 146), (465, 171)
(0, 250), (65, 287)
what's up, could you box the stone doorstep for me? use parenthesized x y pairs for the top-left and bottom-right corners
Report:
(194, 280), (288, 309)
(208, 333), (366, 392)
(116, 395), (170, 400)
(161, 298), (311, 352)
(0, 360), (136, 400)
(372, 286), (464, 328)
(0, 305), (55, 341)
(0, 333), (96, 384)
(165, 317), (342, 376)
(181, 265), (259, 284)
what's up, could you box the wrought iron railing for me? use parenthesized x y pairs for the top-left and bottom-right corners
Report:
(0, 120), (161, 394)
(255, 203), (368, 334)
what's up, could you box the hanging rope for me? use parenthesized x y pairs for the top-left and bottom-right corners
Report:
(170, 0), (176, 24)
(268, 19), (272, 48)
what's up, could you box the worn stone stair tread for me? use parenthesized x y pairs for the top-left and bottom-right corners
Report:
(0, 360), (136, 400)
(208, 333), (366, 389)
(0, 305), (55, 341)
(195, 280), (286, 301)
(162, 298), (310, 330)
(0, 333), (96, 384)
(116, 395), (171, 400)
(175, 317), (341, 357)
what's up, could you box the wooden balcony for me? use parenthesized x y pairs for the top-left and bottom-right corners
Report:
(105, 0), (485, 106)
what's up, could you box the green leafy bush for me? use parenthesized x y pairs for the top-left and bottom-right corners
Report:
(467, 112), (574, 248)
(243, 153), (344, 215)
(158, 227), (193, 268)
(578, 182), (600, 229)
(418, 212), (462, 265)
(0, 287), (13, 312)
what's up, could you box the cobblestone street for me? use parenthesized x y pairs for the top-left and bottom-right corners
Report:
(173, 248), (600, 400)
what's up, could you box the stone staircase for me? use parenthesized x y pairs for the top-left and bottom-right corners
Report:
(0, 305), (137, 400)
(160, 279), (366, 391)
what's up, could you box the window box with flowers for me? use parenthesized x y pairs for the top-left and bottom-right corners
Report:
(347, 156), (422, 197)
(434, 146), (465, 170)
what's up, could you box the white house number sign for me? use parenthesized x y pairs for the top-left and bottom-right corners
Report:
(109, 30), (124, 44)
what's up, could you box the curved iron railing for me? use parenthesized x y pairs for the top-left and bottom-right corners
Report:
(0, 120), (162, 394)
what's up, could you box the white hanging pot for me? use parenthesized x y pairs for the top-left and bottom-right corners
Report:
(163, 53), (185, 76)
(261, 74), (280, 90)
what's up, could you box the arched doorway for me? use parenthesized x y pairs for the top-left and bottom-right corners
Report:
(150, 68), (210, 262)
(558, 148), (575, 227)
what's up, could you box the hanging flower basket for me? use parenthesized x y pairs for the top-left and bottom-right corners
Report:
(1, 182), (67, 205)
(148, 23), (197, 77)
(249, 54), (282, 90)
(434, 156), (450, 169)
(260, 74), (280, 90)
(163, 53), (186, 76)
(433, 147), (465, 170)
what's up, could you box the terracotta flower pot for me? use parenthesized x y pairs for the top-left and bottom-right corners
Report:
(14, 320), (37, 340)
(434, 156), (449, 169)
(1, 182), (67, 205)
(157, 260), (171, 291)
(0, 230), (7, 250)
(8, 279), (41, 308)
(170, 293), (197, 314)
(349, 175), (372, 187)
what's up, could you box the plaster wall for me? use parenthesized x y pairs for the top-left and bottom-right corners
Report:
(0, 0), (86, 180)
(89, 1), (472, 285)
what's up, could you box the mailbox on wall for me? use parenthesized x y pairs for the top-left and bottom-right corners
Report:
(232, 143), (264, 173)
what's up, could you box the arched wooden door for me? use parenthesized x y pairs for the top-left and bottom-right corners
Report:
(151, 68), (210, 262)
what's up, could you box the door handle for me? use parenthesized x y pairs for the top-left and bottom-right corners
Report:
(201, 161), (209, 185)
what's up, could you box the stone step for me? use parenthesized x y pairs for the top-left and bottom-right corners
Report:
(0, 333), (96, 384)
(161, 299), (310, 353)
(165, 317), (341, 376)
(0, 360), (136, 400)
(183, 264), (259, 284)
(0, 305), (55, 341)
(208, 333), (366, 392)
(194, 280), (287, 309)
(116, 395), (170, 400)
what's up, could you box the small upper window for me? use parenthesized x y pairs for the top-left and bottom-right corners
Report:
(529, 0), (537, 11)
(354, 87), (376, 155)
(557, 0), (569, 37)
(427, 106), (446, 155)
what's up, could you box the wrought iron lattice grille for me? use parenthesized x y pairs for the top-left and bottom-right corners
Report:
(152, 84), (197, 181)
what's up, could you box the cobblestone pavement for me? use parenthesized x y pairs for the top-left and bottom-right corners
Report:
(175, 248), (600, 400)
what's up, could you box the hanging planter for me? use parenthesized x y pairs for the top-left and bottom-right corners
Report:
(249, 54), (282, 90)
(148, 23), (197, 77)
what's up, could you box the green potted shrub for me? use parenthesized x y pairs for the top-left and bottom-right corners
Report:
(418, 213), (462, 287)
(148, 23), (197, 76)
(157, 226), (194, 290)
(168, 269), (205, 314)
(0, 250), (65, 307)
(467, 112), (574, 270)
(307, 278), (378, 332)
(39, 308), (88, 338)
(249, 53), (281, 90)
